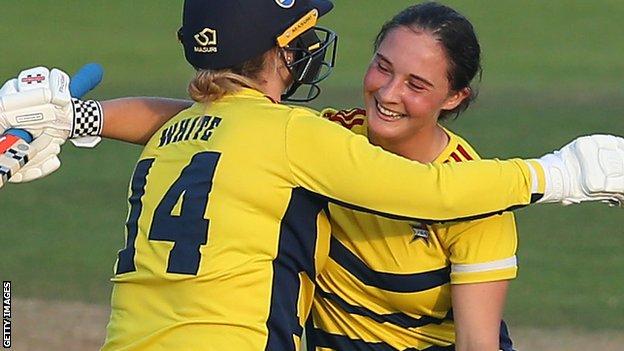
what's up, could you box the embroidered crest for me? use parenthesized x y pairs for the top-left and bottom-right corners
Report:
(409, 222), (430, 245)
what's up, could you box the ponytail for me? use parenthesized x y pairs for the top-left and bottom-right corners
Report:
(188, 49), (270, 103)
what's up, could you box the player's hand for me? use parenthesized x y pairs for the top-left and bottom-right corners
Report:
(0, 66), (103, 144)
(0, 66), (104, 183)
(8, 133), (65, 183)
(0, 67), (73, 140)
(536, 134), (624, 207)
(0, 67), (70, 183)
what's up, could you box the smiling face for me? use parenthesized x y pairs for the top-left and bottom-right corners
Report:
(363, 26), (469, 150)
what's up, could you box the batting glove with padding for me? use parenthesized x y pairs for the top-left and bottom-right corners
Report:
(535, 134), (624, 207)
(0, 66), (103, 183)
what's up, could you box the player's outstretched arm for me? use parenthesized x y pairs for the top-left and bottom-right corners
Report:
(286, 112), (624, 216)
(100, 97), (191, 145)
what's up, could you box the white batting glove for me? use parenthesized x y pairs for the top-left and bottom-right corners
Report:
(534, 134), (624, 207)
(0, 66), (103, 183)
(0, 67), (69, 183)
(0, 67), (72, 138)
(0, 66), (103, 141)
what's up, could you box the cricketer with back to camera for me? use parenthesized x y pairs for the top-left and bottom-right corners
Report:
(1, 1), (624, 351)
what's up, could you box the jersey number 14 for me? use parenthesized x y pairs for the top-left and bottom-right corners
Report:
(116, 151), (220, 275)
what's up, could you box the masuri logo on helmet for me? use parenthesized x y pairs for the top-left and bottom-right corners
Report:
(193, 28), (218, 53)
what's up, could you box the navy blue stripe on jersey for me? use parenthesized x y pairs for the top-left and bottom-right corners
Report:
(264, 188), (328, 351)
(323, 196), (530, 225)
(305, 317), (317, 351)
(311, 325), (513, 351)
(316, 288), (447, 328)
(329, 237), (450, 293)
(313, 328), (454, 351)
(309, 322), (513, 351)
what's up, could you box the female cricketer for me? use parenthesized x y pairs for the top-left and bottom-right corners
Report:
(309, 3), (520, 350)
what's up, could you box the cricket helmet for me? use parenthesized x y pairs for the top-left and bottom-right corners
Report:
(179, 0), (338, 101)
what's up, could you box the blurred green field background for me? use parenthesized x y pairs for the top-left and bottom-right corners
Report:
(1, 0), (623, 332)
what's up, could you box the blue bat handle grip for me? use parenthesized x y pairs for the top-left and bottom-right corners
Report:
(4, 128), (33, 143)
(70, 63), (104, 98)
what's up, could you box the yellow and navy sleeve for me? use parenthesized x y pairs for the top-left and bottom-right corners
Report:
(285, 108), (539, 223)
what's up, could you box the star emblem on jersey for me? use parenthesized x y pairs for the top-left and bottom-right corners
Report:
(410, 222), (430, 245)
(20, 74), (45, 85)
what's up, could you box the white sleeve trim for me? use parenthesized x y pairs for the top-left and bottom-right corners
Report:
(527, 160), (540, 194)
(452, 256), (517, 274)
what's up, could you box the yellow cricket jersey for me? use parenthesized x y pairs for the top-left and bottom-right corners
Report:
(102, 89), (539, 351)
(309, 108), (517, 351)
